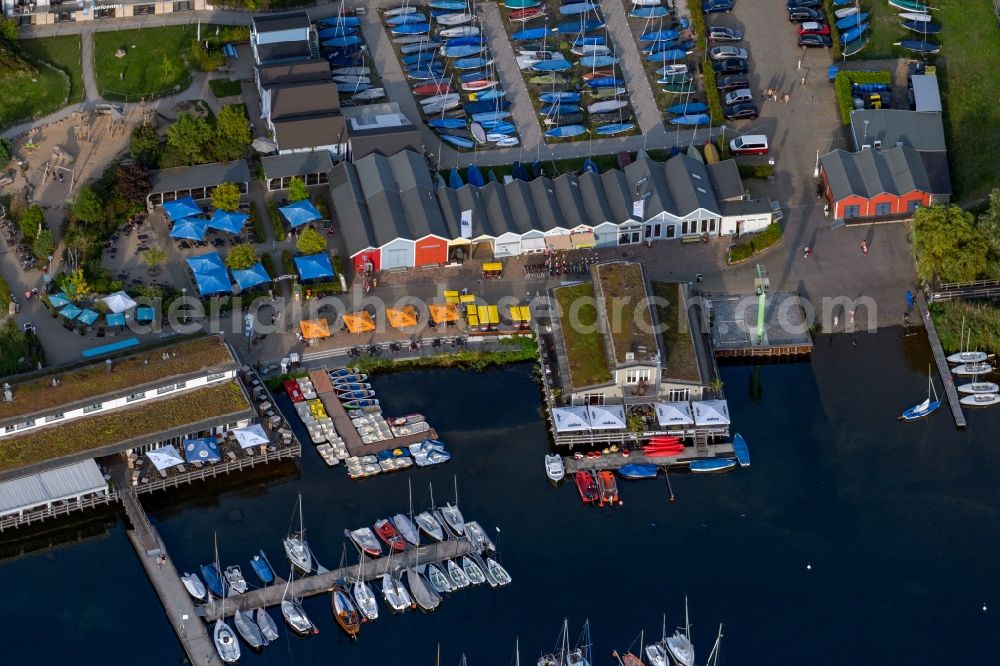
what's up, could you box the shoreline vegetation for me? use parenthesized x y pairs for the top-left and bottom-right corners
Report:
(930, 300), (1000, 355)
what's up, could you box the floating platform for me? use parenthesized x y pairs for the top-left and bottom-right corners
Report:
(564, 441), (736, 473)
(706, 291), (813, 357)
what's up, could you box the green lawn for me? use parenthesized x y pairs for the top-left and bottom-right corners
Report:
(19, 35), (84, 104)
(554, 283), (612, 388)
(209, 77), (243, 98)
(859, 1), (1000, 201)
(93, 26), (196, 101)
(0, 47), (70, 128)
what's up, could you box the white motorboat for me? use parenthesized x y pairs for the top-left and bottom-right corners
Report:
(464, 520), (495, 552)
(544, 454), (565, 482)
(666, 598), (696, 666)
(255, 608), (279, 643)
(224, 565), (247, 594)
(462, 556), (486, 585)
(486, 557), (512, 586)
(957, 381), (1000, 394)
(447, 559), (470, 588)
(960, 393), (1000, 407)
(180, 572), (207, 601)
(947, 350), (988, 364)
(281, 598), (315, 635)
(952, 363), (994, 376)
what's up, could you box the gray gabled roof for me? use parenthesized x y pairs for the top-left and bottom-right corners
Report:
(252, 12), (311, 33)
(257, 61), (331, 87)
(477, 181), (517, 237)
(455, 185), (496, 238)
(666, 154), (720, 214)
(355, 153), (411, 244)
(820, 146), (935, 200)
(329, 161), (377, 255)
(577, 171), (616, 226)
(149, 160), (251, 195)
(269, 80), (341, 120)
(502, 179), (539, 234)
(389, 151), (449, 240)
(261, 151), (333, 181)
(552, 174), (588, 228)
(706, 160), (745, 201)
(600, 169), (633, 222)
(625, 158), (673, 219)
(849, 109), (946, 152)
(528, 177), (564, 231)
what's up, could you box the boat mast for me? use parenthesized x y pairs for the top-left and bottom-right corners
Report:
(705, 624), (724, 666)
(661, 613), (666, 643)
(453, 474), (460, 508)
(561, 619), (569, 665)
(429, 482), (436, 510)
(684, 596), (691, 643)
(215, 532), (225, 619)
(408, 478), (415, 522)
(515, 637), (520, 666)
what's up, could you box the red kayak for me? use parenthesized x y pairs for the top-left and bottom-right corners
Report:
(575, 471), (599, 504)
(649, 436), (681, 445)
(510, 7), (544, 20)
(283, 380), (303, 403)
(413, 83), (452, 96)
(373, 519), (407, 552)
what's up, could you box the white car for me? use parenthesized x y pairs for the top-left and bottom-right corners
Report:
(709, 45), (749, 60)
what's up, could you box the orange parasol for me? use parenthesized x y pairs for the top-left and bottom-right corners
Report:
(428, 302), (459, 324)
(299, 319), (331, 340)
(343, 311), (376, 334)
(386, 306), (418, 329)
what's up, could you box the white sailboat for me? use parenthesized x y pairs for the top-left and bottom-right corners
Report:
(705, 624), (724, 666)
(354, 554), (379, 621)
(666, 598), (695, 666)
(392, 479), (421, 547)
(283, 493), (314, 573)
(416, 483), (446, 541)
(440, 476), (466, 536)
(212, 535), (241, 663)
(645, 614), (669, 666)
(280, 567), (316, 635)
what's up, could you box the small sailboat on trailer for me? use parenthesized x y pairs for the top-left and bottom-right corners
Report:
(901, 366), (941, 420)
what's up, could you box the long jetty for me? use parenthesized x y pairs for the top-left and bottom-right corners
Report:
(203, 538), (474, 621)
(916, 292), (966, 428)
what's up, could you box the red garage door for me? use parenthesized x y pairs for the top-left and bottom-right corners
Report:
(414, 239), (447, 267)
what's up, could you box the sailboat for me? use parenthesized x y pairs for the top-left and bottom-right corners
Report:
(256, 608), (279, 643)
(416, 483), (446, 541)
(900, 366), (941, 420)
(538, 619), (571, 666)
(486, 557), (512, 585)
(280, 567), (318, 635)
(353, 555), (379, 621)
(666, 599), (695, 666)
(234, 610), (265, 650)
(405, 567), (442, 610)
(568, 620), (592, 666)
(440, 477), (466, 535)
(645, 614), (670, 666)
(392, 480), (421, 547)
(381, 548), (414, 611)
(947, 327), (989, 365)
(212, 535), (241, 663)
(463, 555), (486, 585)
(447, 559), (470, 588)
(331, 583), (362, 637)
(180, 572), (207, 601)
(283, 494), (314, 573)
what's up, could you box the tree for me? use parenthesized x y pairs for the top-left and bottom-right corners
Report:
(287, 176), (309, 202)
(296, 226), (327, 255)
(71, 187), (104, 225)
(0, 18), (17, 43)
(212, 182), (241, 211)
(129, 123), (161, 168)
(166, 112), (213, 165)
(225, 243), (257, 271)
(17, 204), (44, 240)
(32, 227), (54, 260)
(67, 268), (91, 299)
(116, 161), (151, 205)
(0, 136), (12, 168)
(976, 189), (1000, 274)
(914, 205), (988, 283)
(213, 105), (252, 161)
(140, 248), (166, 273)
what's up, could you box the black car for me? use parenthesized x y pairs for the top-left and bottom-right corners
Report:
(798, 33), (833, 47)
(724, 102), (759, 120)
(712, 58), (749, 76)
(788, 6), (824, 22)
(716, 74), (751, 92)
(708, 26), (743, 42)
(786, 0), (822, 8)
(702, 0), (734, 14)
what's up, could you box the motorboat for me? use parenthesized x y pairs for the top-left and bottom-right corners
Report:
(391, 513), (421, 547)
(382, 571), (413, 611)
(575, 471), (599, 503)
(281, 598), (316, 635)
(353, 578), (379, 621)
(200, 563), (224, 598)
(250, 550), (275, 585)
(464, 521), (495, 552)
(214, 619), (241, 663)
(544, 454), (566, 482)
(462, 556), (486, 585)
(689, 459), (737, 473)
(732, 433), (751, 468)
(405, 567), (441, 610)
(961, 392), (1000, 406)
(181, 572), (207, 601)
(952, 362), (993, 376)
(597, 470), (619, 506)
(426, 562), (453, 593)
(346, 527), (384, 558)
(486, 557), (512, 586)
(619, 463), (658, 479)
(234, 610), (265, 650)
(284, 494), (314, 573)
(224, 565), (247, 594)
(958, 381), (1000, 394)
(447, 559), (470, 588)
(335, 381), (372, 392)
(332, 372), (369, 384)
(374, 518), (407, 552)
(256, 608), (279, 643)
(331, 585), (361, 637)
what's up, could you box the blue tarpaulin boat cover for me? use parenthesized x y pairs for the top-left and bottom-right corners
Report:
(294, 253), (335, 281)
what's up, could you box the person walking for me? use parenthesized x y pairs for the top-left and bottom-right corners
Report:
(783, 92), (790, 105)
(861, 240), (869, 255)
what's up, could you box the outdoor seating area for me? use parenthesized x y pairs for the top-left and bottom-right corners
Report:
(44, 288), (150, 333)
(162, 196), (258, 249)
(184, 251), (272, 297)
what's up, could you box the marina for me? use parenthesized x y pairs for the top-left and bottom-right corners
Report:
(916, 291), (967, 428)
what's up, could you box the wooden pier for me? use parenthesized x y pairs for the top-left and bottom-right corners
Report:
(202, 538), (475, 621)
(916, 292), (966, 428)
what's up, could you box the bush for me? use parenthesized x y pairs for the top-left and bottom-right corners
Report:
(248, 201), (266, 241)
(225, 243), (257, 270)
(282, 250), (295, 277)
(738, 163), (774, 179)
(296, 226), (327, 255)
(211, 181), (241, 211)
(190, 41), (225, 73)
(834, 70), (891, 125)
(822, 0), (844, 61)
(730, 223), (783, 263)
(729, 243), (754, 262)
(287, 176), (308, 202)
(0, 274), (12, 311)
(260, 252), (275, 278)
(0, 137), (12, 168)
(303, 280), (342, 296)
(268, 198), (286, 241)
(208, 78), (242, 98)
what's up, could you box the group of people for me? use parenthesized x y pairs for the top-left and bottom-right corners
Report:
(764, 88), (791, 104)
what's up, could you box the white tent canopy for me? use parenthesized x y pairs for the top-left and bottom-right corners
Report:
(552, 406), (590, 433)
(230, 423), (269, 449)
(146, 445), (185, 471)
(693, 400), (730, 426)
(587, 404), (627, 430)
(0, 460), (107, 518)
(654, 401), (694, 427)
(101, 291), (138, 314)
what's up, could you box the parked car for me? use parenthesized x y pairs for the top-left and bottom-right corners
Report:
(729, 134), (769, 155)
(798, 33), (833, 47)
(702, 0), (734, 14)
(712, 58), (749, 75)
(724, 102), (760, 120)
(787, 0), (823, 7)
(716, 74), (751, 92)
(708, 26), (743, 42)
(709, 45), (749, 60)
(798, 21), (830, 35)
(724, 88), (755, 106)
(788, 6), (824, 22)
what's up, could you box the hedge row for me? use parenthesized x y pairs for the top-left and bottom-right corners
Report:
(738, 163), (774, 179)
(834, 70), (891, 125)
(267, 197), (286, 241)
(823, 0), (844, 61)
(0, 275), (11, 312)
(730, 222), (783, 262)
(248, 201), (266, 243)
(689, 10), (725, 127)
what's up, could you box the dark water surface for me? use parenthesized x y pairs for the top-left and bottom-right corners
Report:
(2, 329), (998, 665)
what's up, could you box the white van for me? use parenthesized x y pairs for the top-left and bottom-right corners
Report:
(729, 134), (769, 156)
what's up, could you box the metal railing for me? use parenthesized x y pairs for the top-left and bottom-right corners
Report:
(0, 490), (118, 532)
(133, 443), (299, 495)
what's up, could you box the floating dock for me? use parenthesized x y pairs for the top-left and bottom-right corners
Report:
(202, 538), (474, 620)
(706, 291), (814, 358)
(916, 292), (966, 428)
(564, 441), (736, 473)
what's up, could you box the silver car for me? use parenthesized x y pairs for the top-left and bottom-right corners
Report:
(709, 45), (749, 61)
(724, 88), (754, 106)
